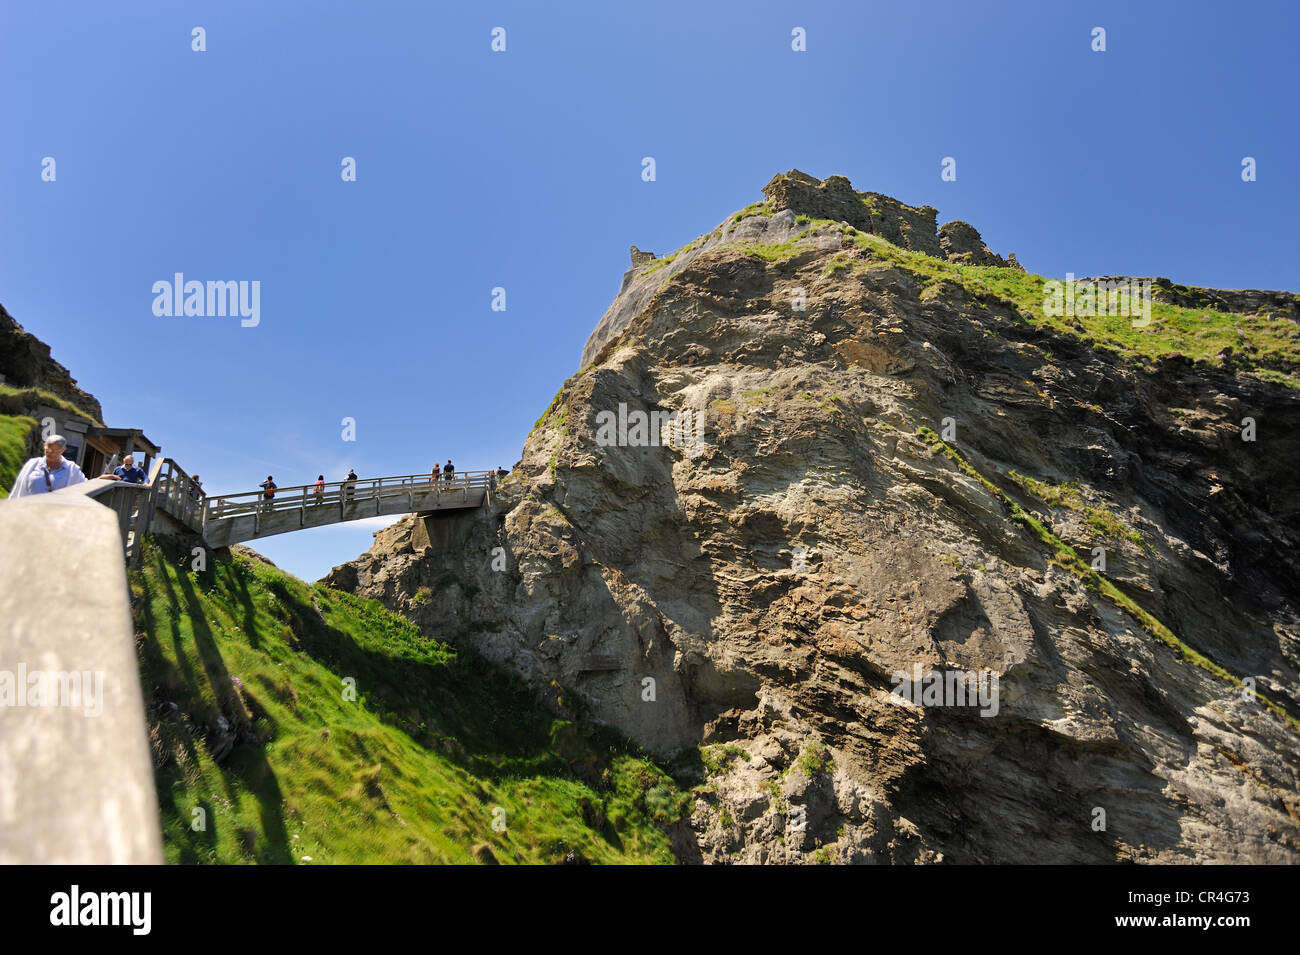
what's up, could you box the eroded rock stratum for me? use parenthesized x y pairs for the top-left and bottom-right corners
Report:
(328, 171), (1300, 864)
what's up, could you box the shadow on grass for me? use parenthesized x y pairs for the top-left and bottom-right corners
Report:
(137, 537), (681, 862)
(270, 575), (577, 781)
(134, 541), (292, 864)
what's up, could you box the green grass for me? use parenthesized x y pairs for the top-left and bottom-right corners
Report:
(134, 537), (687, 863)
(721, 209), (1297, 387)
(547, 408), (570, 477)
(638, 234), (713, 278)
(1007, 470), (1145, 547)
(0, 414), (38, 499)
(637, 253), (677, 277)
(914, 427), (1298, 730)
(530, 384), (566, 435)
(833, 229), (1300, 388)
(0, 382), (103, 427)
(793, 741), (833, 777)
(729, 200), (773, 225)
(738, 239), (806, 264)
(700, 743), (749, 776)
(736, 225), (826, 266)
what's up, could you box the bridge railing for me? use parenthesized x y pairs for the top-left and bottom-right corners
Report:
(199, 469), (497, 531)
(73, 477), (156, 564)
(67, 455), (169, 565)
(152, 457), (204, 531)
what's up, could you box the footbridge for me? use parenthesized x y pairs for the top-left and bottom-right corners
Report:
(52, 459), (497, 562)
(154, 463), (495, 548)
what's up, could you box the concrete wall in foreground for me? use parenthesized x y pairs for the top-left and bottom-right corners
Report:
(0, 490), (164, 863)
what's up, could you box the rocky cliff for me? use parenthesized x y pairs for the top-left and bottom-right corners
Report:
(0, 302), (104, 423)
(328, 171), (1300, 864)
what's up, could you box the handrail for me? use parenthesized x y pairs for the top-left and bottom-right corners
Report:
(153, 457), (205, 532)
(196, 469), (498, 539)
(159, 456), (196, 486)
(65, 476), (142, 502)
(61, 477), (156, 564)
(201, 469), (495, 505)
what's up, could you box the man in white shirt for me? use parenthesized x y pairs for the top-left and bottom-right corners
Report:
(7, 435), (88, 498)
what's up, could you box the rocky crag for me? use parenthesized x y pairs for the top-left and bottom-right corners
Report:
(328, 171), (1300, 864)
(0, 303), (104, 423)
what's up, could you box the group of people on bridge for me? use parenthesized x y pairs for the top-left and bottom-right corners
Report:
(259, 468), (363, 505)
(254, 461), (508, 507)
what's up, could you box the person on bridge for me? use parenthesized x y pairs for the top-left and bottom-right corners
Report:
(443, 460), (454, 481)
(344, 468), (358, 502)
(431, 463), (440, 481)
(110, 454), (147, 484)
(190, 475), (205, 502)
(8, 435), (87, 498)
(313, 475), (325, 502)
(260, 476), (277, 507)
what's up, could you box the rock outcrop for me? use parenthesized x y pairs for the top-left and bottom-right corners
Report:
(938, 220), (1010, 268)
(583, 171), (1016, 369)
(330, 172), (1300, 864)
(0, 302), (104, 423)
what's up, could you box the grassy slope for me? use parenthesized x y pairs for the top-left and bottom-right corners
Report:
(729, 211), (1299, 388)
(133, 538), (687, 864)
(0, 382), (104, 426)
(0, 414), (38, 499)
(848, 231), (1300, 387)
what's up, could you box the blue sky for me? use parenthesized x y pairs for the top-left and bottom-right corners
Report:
(3, 0), (1296, 580)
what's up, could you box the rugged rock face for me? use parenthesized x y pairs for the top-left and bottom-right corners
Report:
(581, 171), (1017, 369)
(938, 221), (1010, 268)
(0, 302), (104, 422)
(330, 172), (1300, 864)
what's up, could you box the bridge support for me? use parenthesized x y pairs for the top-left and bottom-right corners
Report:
(412, 507), (479, 553)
